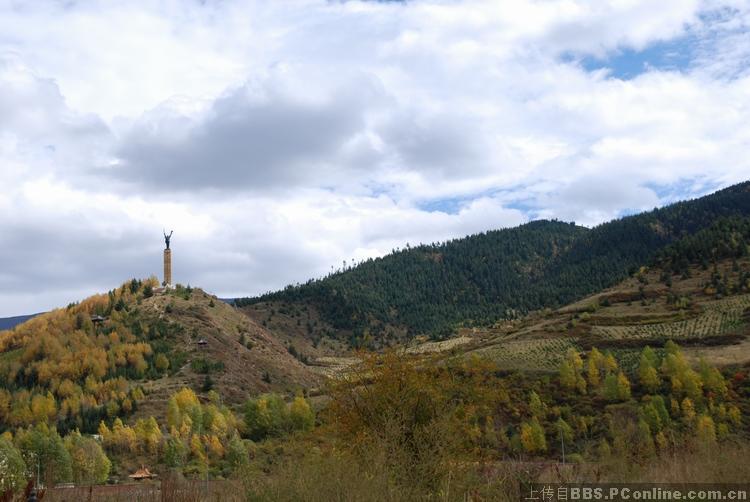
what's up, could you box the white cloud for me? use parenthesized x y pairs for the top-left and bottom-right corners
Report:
(0, 0), (749, 315)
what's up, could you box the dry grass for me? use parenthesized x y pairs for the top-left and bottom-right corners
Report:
(43, 478), (242, 502)
(602, 440), (750, 483)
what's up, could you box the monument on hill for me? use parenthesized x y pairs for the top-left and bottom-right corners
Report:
(163, 230), (173, 288)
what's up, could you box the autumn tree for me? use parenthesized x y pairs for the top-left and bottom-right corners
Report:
(520, 419), (546, 453)
(559, 360), (577, 392)
(617, 372), (632, 400)
(638, 347), (660, 393)
(135, 417), (163, 455)
(64, 430), (111, 484)
(559, 349), (586, 394)
(681, 398), (696, 425)
(696, 414), (716, 443)
(699, 360), (727, 397)
(586, 348), (603, 387)
(288, 395), (315, 432)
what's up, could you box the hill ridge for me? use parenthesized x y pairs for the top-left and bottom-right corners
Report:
(238, 181), (750, 344)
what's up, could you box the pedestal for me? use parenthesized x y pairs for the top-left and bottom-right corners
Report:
(163, 248), (172, 287)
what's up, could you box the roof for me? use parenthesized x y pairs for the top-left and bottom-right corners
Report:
(128, 466), (156, 479)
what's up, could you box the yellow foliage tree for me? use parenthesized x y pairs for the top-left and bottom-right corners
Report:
(681, 398), (696, 425)
(696, 414), (716, 443)
(520, 419), (546, 453)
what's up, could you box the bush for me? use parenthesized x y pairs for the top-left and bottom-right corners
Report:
(243, 394), (315, 441)
(190, 358), (225, 374)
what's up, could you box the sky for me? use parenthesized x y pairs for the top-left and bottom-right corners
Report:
(1, 0), (749, 316)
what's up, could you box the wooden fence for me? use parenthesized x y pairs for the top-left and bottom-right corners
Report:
(43, 479), (243, 502)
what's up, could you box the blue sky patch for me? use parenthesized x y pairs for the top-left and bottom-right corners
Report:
(569, 37), (696, 80)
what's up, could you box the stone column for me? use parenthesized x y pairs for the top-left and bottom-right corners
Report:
(163, 248), (172, 287)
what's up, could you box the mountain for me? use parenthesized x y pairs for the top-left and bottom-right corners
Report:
(237, 181), (750, 345)
(0, 280), (320, 435)
(0, 313), (40, 331)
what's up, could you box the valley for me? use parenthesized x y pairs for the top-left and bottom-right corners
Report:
(1, 183), (750, 500)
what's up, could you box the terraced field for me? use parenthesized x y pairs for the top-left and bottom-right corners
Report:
(591, 294), (750, 341)
(470, 337), (578, 371)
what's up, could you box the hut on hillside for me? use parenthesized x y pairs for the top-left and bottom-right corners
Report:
(129, 466), (156, 481)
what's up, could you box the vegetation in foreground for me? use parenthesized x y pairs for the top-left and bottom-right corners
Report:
(0, 335), (748, 500)
(241, 343), (749, 501)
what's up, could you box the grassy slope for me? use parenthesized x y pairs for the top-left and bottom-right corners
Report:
(126, 287), (323, 423)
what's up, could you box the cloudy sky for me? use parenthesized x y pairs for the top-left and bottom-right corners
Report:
(1, 0), (749, 316)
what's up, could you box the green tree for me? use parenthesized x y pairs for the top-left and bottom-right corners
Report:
(134, 417), (162, 455)
(699, 360), (727, 397)
(0, 437), (27, 494)
(155, 354), (170, 373)
(641, 346), (659, 367)
(528, 391), (546, 418)
(64, 431), (111, 484)
(638, 349), (660, 392)
(641, 403), (662, 433)
(244, 394), (289, 441)
(603, 373), (619, 402)
(555, 418), (574, 444)
(225, 435), (249, 472)
(651, 395), (670, 427)
(15, 424), (73, 485)
(636, 419), (655, 458)
(163, 436), (187, 468)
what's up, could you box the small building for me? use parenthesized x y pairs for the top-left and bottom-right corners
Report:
(197, 338), (208, 346)
(90, 315), (107, 323)
(129, 466), (156, 481)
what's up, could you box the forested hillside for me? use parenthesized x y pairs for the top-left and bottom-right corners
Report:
(240, 220), (588, 340)
(0, 279), (320, 486)
(238, 182), (750, 343)
(0, 279), (316, 436)
(543, 182), (750, 303)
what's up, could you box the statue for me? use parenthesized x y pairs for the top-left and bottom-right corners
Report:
(163, 230), (173, 250)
